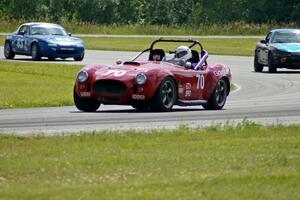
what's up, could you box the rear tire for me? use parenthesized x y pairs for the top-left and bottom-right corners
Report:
(4, 41), (15, 59)
(73, 88), (100, 112)
(268, 53), (277, 73)
(203, 79), (228, 110)
(254, 54), (263, 72)
(150, 77), (177, 112)
(31, 43), (41, 61)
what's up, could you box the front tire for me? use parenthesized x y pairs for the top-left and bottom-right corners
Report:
(73, 88), (100, 112)
(31, 43), (42, 61)
(4, 41), (15, 59)
(268, 53), (277, 73)
(74, 53), (84, 61)
(254, 54), (264, 72)
(151, 77), (177, 112)
(203, 79), (228, 110)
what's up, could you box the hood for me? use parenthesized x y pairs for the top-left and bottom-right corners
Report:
(271, 43), (300, 52)
(35, 35), (83, 44)
(91, 61), (170, 80)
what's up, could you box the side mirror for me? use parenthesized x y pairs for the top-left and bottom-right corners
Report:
(116, 59), (122, 65)
(260, 39), (266, 44)
(68, 33), (72, 36)
(18, 31), (25, 35)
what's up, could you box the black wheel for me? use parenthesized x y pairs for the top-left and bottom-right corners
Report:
(268, 53), (277, 73)
(48, 57), (55, 61)
(74, 53), (84, 61)
(203, 79), (228, 110)
(151, 77), (177, 112)
(254, 54), (263, 72)
(31, 43), (41, 61)
(73, 88), (100, 112)
(4, 41), (15, 59)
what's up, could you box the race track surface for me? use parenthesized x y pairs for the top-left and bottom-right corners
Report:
(1, 48), (300, 135)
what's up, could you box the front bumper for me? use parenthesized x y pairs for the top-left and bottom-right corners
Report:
(39, 43), (84, 58)
(273, 53), (300, 69)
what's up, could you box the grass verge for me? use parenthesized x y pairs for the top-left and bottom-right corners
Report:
(0, 20), (298, 35)
(0, 122), (300, 200)
(83, 37), (258, 56)
(0, 61), (82, 109)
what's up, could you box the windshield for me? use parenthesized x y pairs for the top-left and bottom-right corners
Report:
(31, 26), (67, 36)
(272, 32), (300, 43)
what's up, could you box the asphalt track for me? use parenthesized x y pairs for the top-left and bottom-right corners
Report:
(1, 48), (300, 135)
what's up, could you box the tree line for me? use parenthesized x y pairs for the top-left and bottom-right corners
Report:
(0, 0), (299, 25)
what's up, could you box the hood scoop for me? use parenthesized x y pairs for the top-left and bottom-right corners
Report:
(123, 61), (140, 66)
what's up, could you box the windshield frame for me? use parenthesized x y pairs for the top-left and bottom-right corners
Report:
(131, 38), (208, 69)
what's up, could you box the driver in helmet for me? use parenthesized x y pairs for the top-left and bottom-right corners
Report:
(171, 46), (198, 69)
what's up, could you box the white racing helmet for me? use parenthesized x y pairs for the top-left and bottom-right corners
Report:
(175, 46), (192, 62)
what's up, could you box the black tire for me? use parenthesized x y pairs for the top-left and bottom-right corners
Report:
(150, 77), (177, 112)
(203, 79), (228, 110)
(73, 88), (100, 112)
(4, 41), (15, 59)
(48, 57), (55, 61)
(254, 54), (263, 72)
(268, 52), (277, 73)
(74, 53), (84, 61)
(31, 43), (42, 61)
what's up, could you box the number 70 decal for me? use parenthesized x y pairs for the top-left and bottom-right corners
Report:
(196, 74), (205, 89)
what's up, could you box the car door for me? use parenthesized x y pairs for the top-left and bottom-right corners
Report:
(174, 67), (206, 100)
(13, 25), (30, 53)
(258, 32), (272, 65)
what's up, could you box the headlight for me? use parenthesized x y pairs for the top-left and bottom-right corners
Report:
(48, 43), (58, 47)
(76, 43), (84, 47)
(135, 73), (147, 85)
(77, 71), (89, 83)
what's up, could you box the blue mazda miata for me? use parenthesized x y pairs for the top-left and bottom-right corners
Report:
(254, 29), (300, 73)
(4, 22), (85, 61)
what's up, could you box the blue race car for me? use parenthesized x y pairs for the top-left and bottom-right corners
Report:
(254, 29), (300, 73)
(4, 22), (85, 61)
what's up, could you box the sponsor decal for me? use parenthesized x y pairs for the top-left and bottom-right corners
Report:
(185, 83), (192, 97)
(213, 69), (229, 77)
(132, 94), (145, 100)
(80, 92), (91, 97)
(178, 80), (183, 94)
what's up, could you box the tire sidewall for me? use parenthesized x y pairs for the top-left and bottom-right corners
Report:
(152, 77), (177, 112)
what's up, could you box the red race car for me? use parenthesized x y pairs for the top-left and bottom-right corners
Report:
(74, 39), (232, 112)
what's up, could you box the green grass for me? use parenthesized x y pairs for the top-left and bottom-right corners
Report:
(0, 61), (82, 109)
(83, 37), (258, 56)
(0, 122), (300, 199)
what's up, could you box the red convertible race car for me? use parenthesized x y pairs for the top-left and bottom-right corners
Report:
(74, 39), (232, 112)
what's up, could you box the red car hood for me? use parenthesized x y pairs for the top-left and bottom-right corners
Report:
(91, 61), (173, 80)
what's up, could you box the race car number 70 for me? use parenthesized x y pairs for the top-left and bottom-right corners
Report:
(196, 74), (205, 89)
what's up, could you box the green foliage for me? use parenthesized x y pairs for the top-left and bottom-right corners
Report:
(1, 123), (300, 199)
(0, 0), (300, 25)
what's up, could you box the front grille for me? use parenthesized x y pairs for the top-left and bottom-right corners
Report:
(93, 80), (127, 96)
(57, 50), (77, 54)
